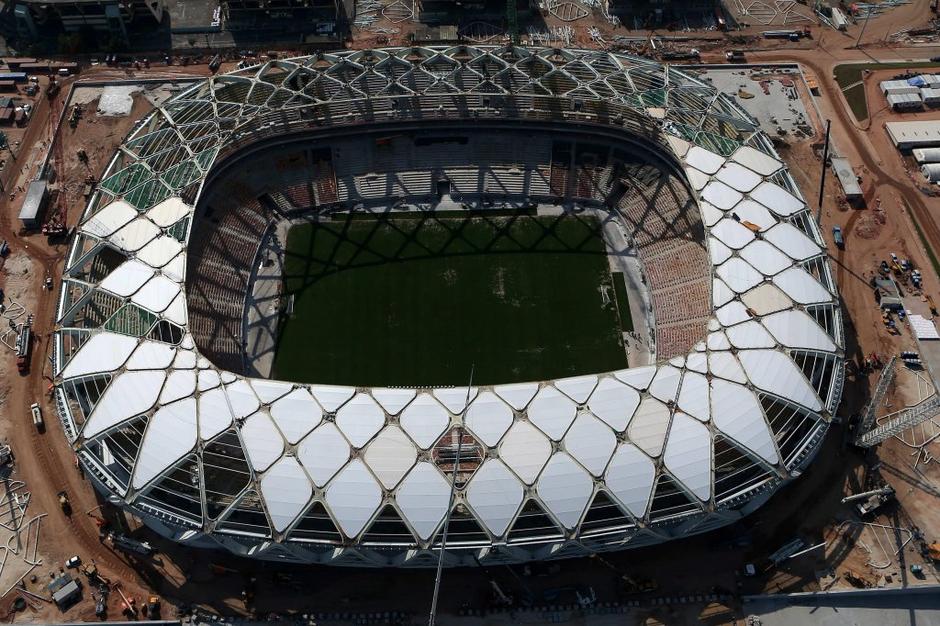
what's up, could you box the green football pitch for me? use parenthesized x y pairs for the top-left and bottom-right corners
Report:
(272, 211), (630, 387)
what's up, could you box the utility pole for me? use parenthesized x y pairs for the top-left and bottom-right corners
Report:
(817, 119), (831, 227)
(855, 6), (872, 48)
(428, 365), (474, 626)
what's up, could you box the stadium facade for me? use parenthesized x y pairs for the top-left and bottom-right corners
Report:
(53, 47), (844, 567)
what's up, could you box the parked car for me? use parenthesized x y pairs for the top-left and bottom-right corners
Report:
(65, 555), (81, 568)
(832, 225), (845, 249)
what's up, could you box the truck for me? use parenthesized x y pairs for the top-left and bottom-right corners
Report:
(15, 325), (31, 374)
(30, 402), (43, 432)
(726, 50), (746, 63)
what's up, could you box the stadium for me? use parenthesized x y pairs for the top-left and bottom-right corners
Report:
(52, 47), (844, 567)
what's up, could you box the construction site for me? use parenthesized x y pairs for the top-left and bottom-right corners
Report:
(0, 0), (939, 622)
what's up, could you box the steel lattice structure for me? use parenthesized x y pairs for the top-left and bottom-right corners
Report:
(53, 47), (844, 567)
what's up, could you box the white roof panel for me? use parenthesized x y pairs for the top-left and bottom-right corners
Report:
(136, 236), (184, 269)
(700, 201), (724, 227)
(648, 365), (682, 404)
(685, 146), (726, 174)
(772, 267), (833, 305)
(395, 462), (450, 540)
(713, 278), (735, 307)
(677, 371), (710, 422)
(163, 292), (187, 325)
(83, 370), (166, 438)
(240, 411), (285, 472)
(126, 341), (176, 371)
(433, 387), (478, 414)
(750, 181), (804, 216)
(716, 162), (761, 192)
(738, 349), (823, 412)
(335, 393), (385, 448)
(716, 301), (750, 327)
(763, 223), (821, 261)
(564, 412), (616, 476)
(325, 459), (382, 538)
(493, 382), (539, 410)
(363, 425), (416, 489)
(131, 274), (180, 313)
(270, 388), (322, 444)
(224, 380), (260, 419)
(528, 386), (577, 440)
(587, 377), (640, 432)
(554, 375), (597, 404)
(250, 379), (293, 404)
(742, 283), (792, 315)
(160, 370), (196, 404)
(297, 422), (350, 487)
(710, 379), (779, 465)
(709, 352), (748, 384)
(500, 420), (552, 484)
(613, 365), (656, 390)
(399, 393), (450, 449)
(716, 257), (764, 293)
(739, 240), (792, 275)
(260, 456), (312, 532)
(709, 237), (733, 265)
(627, 397), (671, 457)
(132, 397), (197, 489)
(701, 180), (743, 210)
(62, 332), (137, 379)
(466, 459), (524, 537)
(731, 199), (775, 231)
(536, 452), (593, 529)
(664, 413), (711, 501)
(83, 200), (137, 238)
(762, 310), (837, 352)
(732, 145), (782, 176)
(198, 387), (234, 441)
(146, 197), (191, 227)
(162, 253), (186, 283)
(605, 443), (655, 518)
(110, 217), (162, 252)
(310, 385), (355, 412)
(726, 321), (776, 349)
(98, 260), (154, 297)
(712, 218), (754, 250)
(371, 388), (415, 415)
(465, 391), (513, 447)
(685, 166), (710, 191)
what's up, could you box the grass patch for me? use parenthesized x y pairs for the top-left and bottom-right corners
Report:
(611, 272), (634, 332)
(834, 62), (940, 89)
(274, 212), (628, 387)
(842, 83), (869, 123)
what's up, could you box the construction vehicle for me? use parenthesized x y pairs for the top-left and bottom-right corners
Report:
(208, 54), (222, 73)
(57, 491), (72, 515)
(853, 486), (895, 517)
(68, 104), (82, 128)
(146, 596), (161, 618)
(108, 532), (154, 555)
(93, 588), (108, 618)
(15, 324), (31, 374)
(30, 402), (44, 432)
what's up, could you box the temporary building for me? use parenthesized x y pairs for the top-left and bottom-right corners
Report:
(921, 163), (940, 182)
(922, 87), (940, 105)
(917, 74), (940, 87)
(913, 148), (940, 163)
(886, 121), (940, 150)
(881, 79), (920, 96)
(887, 92), (923, 111)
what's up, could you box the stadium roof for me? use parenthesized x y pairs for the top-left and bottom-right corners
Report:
(53, 47), (843, 567)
